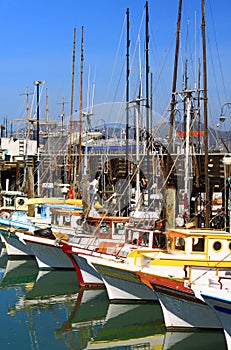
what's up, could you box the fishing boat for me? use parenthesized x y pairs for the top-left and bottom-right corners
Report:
(18, 214), (130, 270)
(0, 219), (48, 257)
(192, 276), (231, 350)
(61, 221), (165, 288)
(0, 219), (58, 258)
(91, 228), (231, 302)
(0, 198), (83, 258)
(149, 273), (223, 330)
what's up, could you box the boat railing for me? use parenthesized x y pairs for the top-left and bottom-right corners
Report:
(184, 264), (231, 287)
(218, 275), (231, 290)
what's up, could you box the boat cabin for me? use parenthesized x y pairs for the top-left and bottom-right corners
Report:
(83, 215), (130, 240)
(126, 228), (231, 275)
(50, 207), (82, 229)
(0, 191), (28, 216)
(125, 224), (166, 249)
(165, 228), (231, 261)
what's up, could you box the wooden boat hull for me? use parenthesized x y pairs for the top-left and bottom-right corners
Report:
(66, 251), (104, 288)
(150, 275), (222, 330)
(20, 233), (73, 269)
(92, 260), (157, 302)
(0, 231), (34, 257)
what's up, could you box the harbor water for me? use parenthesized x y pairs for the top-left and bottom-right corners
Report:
(0, 247), (227, 350)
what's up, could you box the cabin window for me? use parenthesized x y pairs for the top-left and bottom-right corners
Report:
(99, 222), (110, 234)
(52, 213), (60, 225)
(37, 206), (42, 215)
(192, 237), (205, 252)
(115, 223), (125, 235)
(63, 215), (71, 226)
(229, 242), (231, 251)
(18, 198), (25, 206)
(131, 231), (139, 244)
(134, 232), (149, 246)
(142, 232), (149, 245)
(174, 237), (185, 250)
(213, 241), (222, 251)
(84, 221), (95, 233)
(153, 233), (166, 248)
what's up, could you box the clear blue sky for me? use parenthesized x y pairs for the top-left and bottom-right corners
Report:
(0, 0), (230, 129)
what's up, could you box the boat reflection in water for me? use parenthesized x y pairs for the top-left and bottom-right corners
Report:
(163, 330), (226, 350)
(81, 300), (226, 350)
(56, 288), (109, 350)
(85, 302), (165, 349)
(0, 248), (226, 349)
(0, 258), (38, 288)
(0, 245), (8, 267)
(9, 268), (80, 313)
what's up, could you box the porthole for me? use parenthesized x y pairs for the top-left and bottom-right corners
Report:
(229, 242), (231, 251)
(213, 241), (222, 251)
(17, 198), (25, 206)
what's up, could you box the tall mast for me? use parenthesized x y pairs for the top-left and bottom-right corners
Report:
(145, 1), (150, 202)
(78, 26), (84, 181)
(58, 96), (68, 130)
(150, 72), (153, 130)
(45, 87), (49, 136)
(19, 86), (33, 120)
(197, 59), (201, 153)
(201, 0), (210, 227)
(126, 8), (130, 178)
(164, 0), (182, 229)
(45, 87), (49, 124)
(68, 28), (76, 184)
(168, 0), (182, 162)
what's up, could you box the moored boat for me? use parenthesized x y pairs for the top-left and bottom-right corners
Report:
(19, 214), (130, 270)
(61, 222), (165, 289)
(149, 273), (222, 330)
(196, 277), (231, 350)
(91, 228), (231, 302)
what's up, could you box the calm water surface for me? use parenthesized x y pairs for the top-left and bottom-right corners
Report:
(0, 247), (227, 350)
